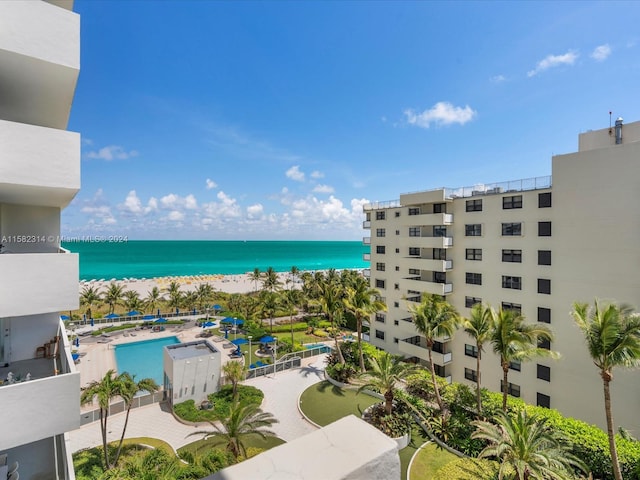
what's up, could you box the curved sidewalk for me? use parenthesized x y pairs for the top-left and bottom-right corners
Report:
(69, 354), (327, 453)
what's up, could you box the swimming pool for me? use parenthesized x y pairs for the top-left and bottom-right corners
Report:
(114, 336), (180, 384)
(304, 344), (332, 353)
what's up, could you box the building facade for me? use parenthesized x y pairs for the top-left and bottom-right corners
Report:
(0, 1), (81, 478)
(364, 118), (640, 433)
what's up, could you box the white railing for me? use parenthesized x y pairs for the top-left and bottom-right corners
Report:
(363, 237), (371, 245)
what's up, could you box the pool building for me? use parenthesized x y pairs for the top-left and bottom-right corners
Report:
(163, 340), (222, 407)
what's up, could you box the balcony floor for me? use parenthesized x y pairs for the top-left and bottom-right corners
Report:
(0, 356), (58, 383)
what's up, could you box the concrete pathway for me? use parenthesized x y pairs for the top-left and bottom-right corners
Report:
(69, 354), (328, 453)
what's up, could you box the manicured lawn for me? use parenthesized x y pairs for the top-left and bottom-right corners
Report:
(121, 437), (174, 454)
(178, 435), (285, 457)
(408, 442), (458, 480)
(299, 381), (379, 426)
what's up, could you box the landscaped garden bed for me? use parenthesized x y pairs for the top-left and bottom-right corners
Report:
(173, 384), (263, 423)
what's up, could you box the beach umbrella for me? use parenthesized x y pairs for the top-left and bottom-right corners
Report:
(142, 314), (156, 320)
(260, 335), (276, 343)
(224, 329), (229, 339)
(175, 307), (179, 314)
(90, 318), (94, 327)
(126, 310), (141, 317)
(74, 337), (80, 347)
(157, 309), (161, 316)
(105, 313), (119, 319)
(221, 317), (244, 326)
(154, 318), (168, 323)
(231, 338), (249, 345)
(83, 313), (87, 323)
(213, 304), (222, 311)
(60, 315), (70, 320)
(204, 321), (216, 328)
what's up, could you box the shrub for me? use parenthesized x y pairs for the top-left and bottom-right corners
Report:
(173, 385), (264, 423)
(269, 322), (309, 334)
(364, 402), (412, 438)
(432, 458), (500, 480)
(325, 363), (356, 383)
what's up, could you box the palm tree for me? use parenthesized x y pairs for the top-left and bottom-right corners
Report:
(113, 373), (159, 467)
(182, 291), (198, 311)
(222, 360), (245, 400)
(195, 283), (214, 313)
(288, 265), (300, 290)
(490, 308), (558, 412)
(281, 288), (302, 345)
(189, 401), (279, 461)
(122, 290), (143, 312)
(312, 278), (346, 364)
(472, 409), (587, 480)
(261, 266), (281, 293)
(249, 267), (261, 293)
(80, 369), (124, 469)
(343, 276), (387, 371)
(260, 290), (279, 333)
(166, 281), (182, 310)
(227, 293), (244, 315)
(103, 282), (126, 314)
(463, 303), (496, 414)
(357, 351), (418, 415)
(408, 293), (460, 412)
(143, 286), (162, 314)
(572, 299), (640, 480)
(80, 285), (102, 320)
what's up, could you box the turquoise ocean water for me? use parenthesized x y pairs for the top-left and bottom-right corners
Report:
(62, 240), (369, 281)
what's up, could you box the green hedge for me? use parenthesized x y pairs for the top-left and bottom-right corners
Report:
(173, 385), (264, 423)
(432, 458), (500, 480)
(90, 323), (137, 336)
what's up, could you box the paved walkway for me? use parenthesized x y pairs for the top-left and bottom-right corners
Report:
(69, 354), (328, 453)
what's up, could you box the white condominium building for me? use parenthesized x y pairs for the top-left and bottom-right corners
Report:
(364, 118), (640, 433)
(0, 1), (81, 478)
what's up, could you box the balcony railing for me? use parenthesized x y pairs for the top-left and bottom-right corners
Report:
(363, 269), (370, 277)
(363, 220), (371, 229)
(363, 237), (371, 245)
(363, 253), (371, 261)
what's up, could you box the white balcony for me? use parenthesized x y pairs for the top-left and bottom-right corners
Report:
(398, 337), (452, 365)
(398, 257), (452, 272)
(0, 1), (80, 129)
(0, 331), (80, 451)
(363, 237), (371, 245)
(402, 278), (453, 296)
(0, 252), (79, 317)
(400, 236), (453, 249)
(400, 212), (454, 226)
(363, 253), (371, 261)
(0, 119), (80, 207)
(363, 269), (371, 278)
(363, 220), (371, 229)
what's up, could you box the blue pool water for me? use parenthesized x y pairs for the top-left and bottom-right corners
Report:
(114, 337), (180, 384)
(304, 344), (332, 353)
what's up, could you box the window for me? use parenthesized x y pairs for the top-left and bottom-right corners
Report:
(538, 221), (552, 236)
(537, 393), (551, 408)
(408, 207), (420, 216)
(502, 222), (522, 236)
(394, 283), (400, 290)
(433, 203), (446, 213)
(393, 301), (399, 308)
(376, 211), (386, 220)
(465, 224), (482, 236)
(538, 250), (551, 265)
(395, 266), (400, 271)
(394, 320), (399, 326)
(395, 230), (400, 235)
(538, 192), (552, 208)
(509, 360), (521, 371)
(465, 296), (482, 308)
(500, 380), (521, 398)
(503, 195), (523, 209)
(502, 276), (522, 290)
(466, 272), (482, 285)
(409, 247), (420, 256)
(433, 226), (447, 237)
(433, 248), (447, 260)
(395, 211), (400, 217)
(537, 364), (551, 382)
(466, 199), (482, 212)
(375, 330), (385, 340)
(375, 313), (385, 323)
(502, 249), (522, 263)
(465, 344), (478, 358)
(376, 262), (385, 271)
(538, 338), (550, 350)
(408, 268), (420, 275)
(395, 248), (400, 253)
(502, 302), (522, 314)
(433, 272), (446, 283)
(376, 245), (385, 254)
(466, 248), (482, 261)
(393, 337), (399, 344)
(375, 279), (385, 289)
(538, 278), (551, 294)
(409, 227), (421, 237)
(376, 228), (386, 237)
(464, 368), (478, 382)
(538, 307), (551, 324)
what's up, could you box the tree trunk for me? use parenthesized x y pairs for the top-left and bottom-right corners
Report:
(428, 347), (444, 411)
(290, 313), (294, 346)
(603, 373), (623, 480)
(476, 345), (482, 414)
(384, 389), (394, 415)
(357, 316), (365, 371)
(100, 408), (110, 469)
(113, 404), (132, 467)
(502, 361), (509, 412)
(332, 315), (345, 364)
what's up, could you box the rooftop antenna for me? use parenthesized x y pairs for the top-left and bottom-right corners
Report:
(609, 111), (612, 136)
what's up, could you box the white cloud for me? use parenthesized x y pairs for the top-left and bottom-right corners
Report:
(286, 165), (305, 182)
(167, 210), (184, 222)
(184, 194), (198, 210)
(591, 44), (611, 61)
(202, 191), (242, 219)
(160, 193), (180, 209)
(206, 178), (217, 190)
(310, 170), (324, 179)
(80, 189), (117, 225)
(404, 102), (477, 129)
(122, 190), (143, 214)
(246, 203), (264, 219)
(147, 197), (158, 211)
(313, 184), (335, 194)
(490, 74), (506, 83)
(527, 50), (578, 77)
(86, 145), (139, 161)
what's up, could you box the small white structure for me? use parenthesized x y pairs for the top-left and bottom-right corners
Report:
(163, 340), (221, 406)
(205, 415), (401, 480)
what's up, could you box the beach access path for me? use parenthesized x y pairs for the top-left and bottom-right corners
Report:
(69, 354), (327, 453)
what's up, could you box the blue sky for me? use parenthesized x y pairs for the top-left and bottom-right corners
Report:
(64, 1), (640, 240)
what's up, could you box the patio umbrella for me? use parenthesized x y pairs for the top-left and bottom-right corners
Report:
(105, 313), (119, 319)
(83, 313), (87, 323)
(260, 335), (276, 343)
(142, 314), (156, 320)
(125, 310), (141, 317)
(224, 329), (229, 339)
(204, 321), (216, 328)
(155, 318), (168, 323)
(221, 317), (244, 326)
(60, 315), (70, 320)
(74, 337), (80, 347)
(231, 338), (249, 345)
(90, 318), (94, 327)
(213, 304), (222, 311)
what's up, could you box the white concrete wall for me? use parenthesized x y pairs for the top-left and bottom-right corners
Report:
(165, 346), (222, 405)
(0, 204), (61, 253)
(5, 313), (60, 363)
